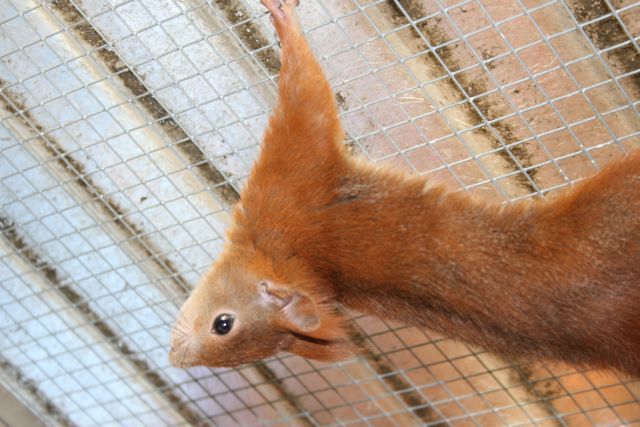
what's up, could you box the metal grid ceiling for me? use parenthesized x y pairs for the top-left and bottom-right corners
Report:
(1, 0), (639, 425)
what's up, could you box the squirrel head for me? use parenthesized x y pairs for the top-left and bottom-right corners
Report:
(169, 227), (354, 368)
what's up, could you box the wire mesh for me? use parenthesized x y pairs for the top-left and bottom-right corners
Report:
(0, 0), (639, 426)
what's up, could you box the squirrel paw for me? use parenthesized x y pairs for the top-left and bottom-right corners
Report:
(261, 0), (300, 36)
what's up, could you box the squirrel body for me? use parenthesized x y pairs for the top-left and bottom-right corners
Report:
(170, 0), (640, 376)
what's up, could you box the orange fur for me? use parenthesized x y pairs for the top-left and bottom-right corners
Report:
(170, 0), (640, 376)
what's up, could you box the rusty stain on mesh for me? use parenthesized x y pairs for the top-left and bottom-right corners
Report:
(0, 355), (73, 427)
(508, 364), (563, 426)
(367, 351), (445, 425)
(566, 0), (640, 91)
(386, 0), (540, 194)
(210, 0), (281, 75)
(0, 216), (203, 426)
(250, 362), (315, 427)
(49, 0), (241, 205)
(346, 326), (445, 425)
(0, 83), (192, 297)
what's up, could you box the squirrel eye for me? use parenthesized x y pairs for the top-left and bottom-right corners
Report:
(212, 313), (235, 335)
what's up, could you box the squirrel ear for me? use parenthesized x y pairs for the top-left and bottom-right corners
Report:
(259, 282), (320, 332)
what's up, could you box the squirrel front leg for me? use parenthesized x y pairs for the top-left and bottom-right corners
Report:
(256, 0), (345, 175)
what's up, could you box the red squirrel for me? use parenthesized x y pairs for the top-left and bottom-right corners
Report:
(169, 0), (640, 377)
